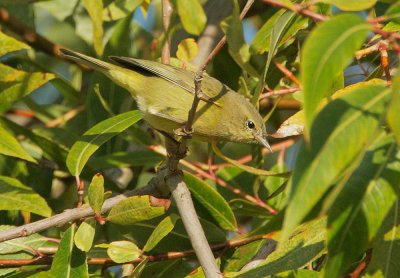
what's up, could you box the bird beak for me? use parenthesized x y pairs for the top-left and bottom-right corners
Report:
(254, 133), (273, 153)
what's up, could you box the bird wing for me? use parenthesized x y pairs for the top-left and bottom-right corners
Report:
(109, 56), (227, 106)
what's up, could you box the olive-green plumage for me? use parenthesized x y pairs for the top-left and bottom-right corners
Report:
(60, 48), (271, 150)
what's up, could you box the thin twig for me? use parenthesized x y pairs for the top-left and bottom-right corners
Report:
(0, 180), (169, 242)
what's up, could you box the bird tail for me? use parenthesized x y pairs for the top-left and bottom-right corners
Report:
(60, 48), (115, 72)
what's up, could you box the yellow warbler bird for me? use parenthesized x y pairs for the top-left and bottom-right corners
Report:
(60, 49), (272, 151)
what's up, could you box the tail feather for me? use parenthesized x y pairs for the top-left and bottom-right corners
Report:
(60, 48), (114, 72)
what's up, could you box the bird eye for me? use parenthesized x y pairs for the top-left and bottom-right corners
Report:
(246, 120), (255, 129)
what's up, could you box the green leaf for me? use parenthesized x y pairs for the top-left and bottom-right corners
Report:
(88, 173), (104, 214)
(366, 198), (400, 278)
(176, 0), (206, 35)
(50, 225), (88, 278)
(221, 0), (259, 77)
(387, 73), (400, 144)
(66, 110), (142, 176)
(83, 0), (104, 56)
(103, 0), (143, 22)
(301, 14), (371, 137)
(74, 219), (96, 252)
(283, 84), (390, 240)
(317, 0), (377, 11)
(0, 176), (51, 217)
(325, 135), (399, 277)
(385, 2), (400, 24)
(107, 240), (141, 263)
(0, 225), (46, 254)
(184, 172), (237, 231)
(89, 150), (163, 169)
(143, 214), (179, 252)
(107, 195), (166, 225)
(0, 124), (36, 163)
(130, 257), (149, 277)
(0, 31), (30, 57)
(226, 218), (326, 277)
(176, 38), (199, 63)
(0, 64), (55, 112)
(223, 239), (267, 272)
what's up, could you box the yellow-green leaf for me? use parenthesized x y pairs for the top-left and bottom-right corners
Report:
(143, 214), (179, 252)
(176, 0), (206, 35)
(176, 38), (199, 63)
(83, 0), (104, 56)
(88, 174), (104, 214)
(107, 195), (165, 225)
(0, 124), (36, 162)
(107, 240), (141, 263)
(74, 219), (96, 252)
(0, 31), (30, 57)
(317, 0), (377, 11)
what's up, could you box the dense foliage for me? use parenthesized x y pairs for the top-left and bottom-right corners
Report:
(0, 0), (399, 277)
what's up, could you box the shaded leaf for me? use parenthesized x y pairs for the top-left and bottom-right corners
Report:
(301, 14), (371, 137)
(283, 84), (390, 239)
(0, 225), (46, 254)
(226, 218), (326, 277)
(184, 172), (237, 231)
(66, 110), (142, 176)
(387, 73), (400, 144)
(325, 135), (399, 277)
(0, 64), (55, 112)
(83, 0), (104, 56)
(50, 225), (88, 278)
(88, 173), (104, 214)
(143, 214), (179, 252)
(89, 150), (163, 169)
(0, 176), (51, 217)
(74, 219), (96, 252)
(107, 196), (165, 225)
(176, 0), (206, 35)
(107, 240), (141, 263)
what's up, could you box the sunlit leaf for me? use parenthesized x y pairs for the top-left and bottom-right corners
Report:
(0, 31), (30, 57)
(74, 219), (96, 252)
(88, 173), (104, 214)
(176, 0), (206, 35)
(301, 14), (371, 137)
(176, 38), (199, 63)
(50, 225), (88, 278)
(0, 124), (36, 162)
(283, 84), (390, 239)
(0, 176), (51, 217)
(143, 214), (179, 252)
(103, 0), (143, 21)
(66, 110), (142, 176)
(107, 240), (141, 263)
(317, 0), (377, 11)
(83, 0), (104, 56)
(0, 64), (55, 112)
(107, 195), (165, 225)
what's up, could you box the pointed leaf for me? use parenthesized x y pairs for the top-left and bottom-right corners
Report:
(74, 219), (96, 252)
(283, 84), (390, 239)
(107, 240), (141, 263)
(103, 0), (143, 22)
(317, 0), (377, 11)
(176, 0), (206, 35)
(0, 225), (46, 254)
(88, 173), (104, 214)
(0, 124), (36, 162)
(107, 195), (165, 225)
(325, 135), (399, 277)
(301, 14), (371, 137)
(0, 64), (55, 112)
(184, 172), (237, 231)
(66, 110), (142, 176)
(0, 176), (51, 217)
(387, 73), (400, 144)
(83, 0), (104, 56)
(50, 225), (88, 278)
(0, 31), (30, 57)
(143, 214), (179, 252)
